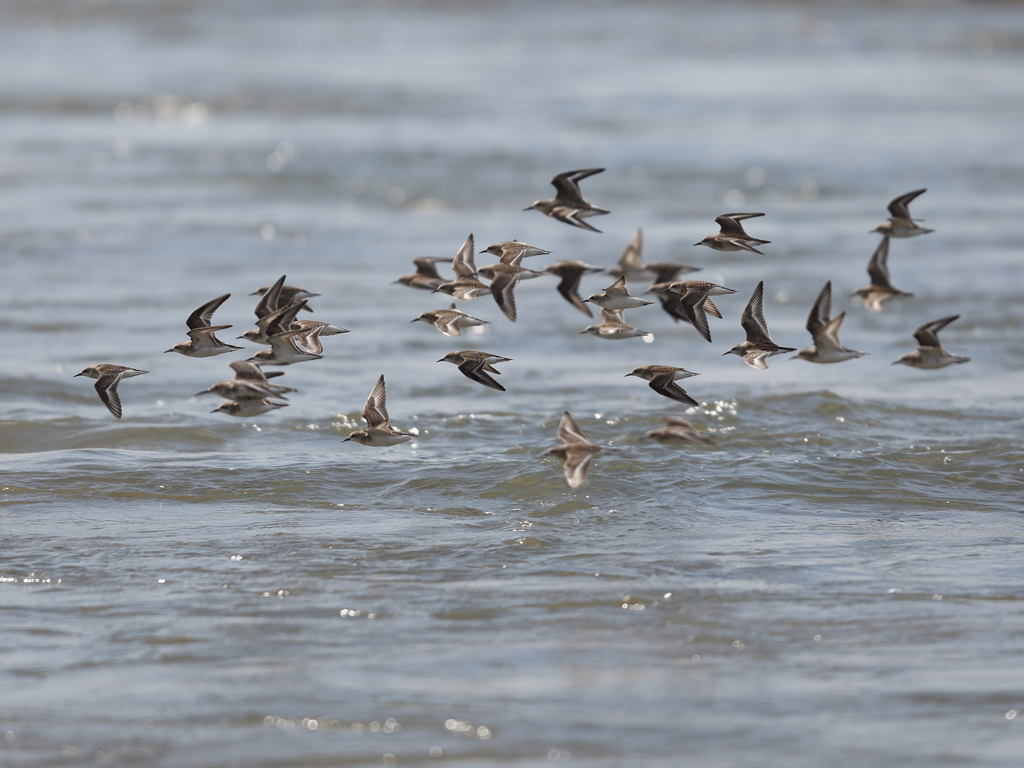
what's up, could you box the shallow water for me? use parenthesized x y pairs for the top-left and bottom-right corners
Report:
(3, 1), (1024, 766)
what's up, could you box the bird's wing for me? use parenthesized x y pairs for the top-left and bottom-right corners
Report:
(740, 281), (771, 343)
(806, 281), (832, 336)
(187, 293), (231, 330)
(362, 375), (389, 428)
(866, 237), (893, 288)
(888, 188), (926, 219)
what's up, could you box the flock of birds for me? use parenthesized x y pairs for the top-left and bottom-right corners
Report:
(73, 170), (969, 489)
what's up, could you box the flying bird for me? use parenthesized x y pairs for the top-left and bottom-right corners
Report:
(525, 168), (610, 232)
(793, 282), (867, 363)
(694, 213), (770, 255)
(74, 364), (148, 419)
(724, 281), (795, 368)
(872, 188), (933, 238)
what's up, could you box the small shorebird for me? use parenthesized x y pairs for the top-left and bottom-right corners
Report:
(395, 257), (452, 291)
(605, 229), (700, 283)
(872, 188), (933, 238)
(434, 234), (492, 300)
(625, 365), (700, 406)
(695, 212), (770, 255)
(165, 293), (243, 357)
(437, 350), (512, 392)
(291, 320), (349, 352)
(195, 360), (296, 402)
(852, 236), (913, 312)
(581, 308), (652, 340)
(250, 282), (318, 311)
(543, 260), (605, 317)
(525, 168), (610, 232)
(74, 364), (148, 419)
(793, 282), (867, 364)
(480, 240), (550, 262)
(483, 251), (532, 322)
(644, 416), (714, 446)
(658, 281), (727, 343)
(546, 411), (617, 489)
(584, 276), (655, 311)
(724, 281), (795, 369)
(892, 315), (970, 369)
(247, 301), (323, 365)
(411, 303), (489, 337)
(344, 375), (414, 446)
(212, 399), (289, 417)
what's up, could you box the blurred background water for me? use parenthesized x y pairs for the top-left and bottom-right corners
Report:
(2, 1), (1024, 766)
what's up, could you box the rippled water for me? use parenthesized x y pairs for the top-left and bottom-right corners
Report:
(3, 1), (1024, 766)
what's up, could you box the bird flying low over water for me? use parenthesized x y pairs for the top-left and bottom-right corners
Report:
(852, 236), (913, 312)
(584, 276), (655, 311)
(724, 281), (795, 369)
(892, 315), (970, 369)
(625, 365), (700, 406)
(74, 364), (148, 419)
(395, 257), (453, 291)
(581, 308), (652, 340)
(344, 375), (414, 446)
(643, 416), (714, 446)
(411, 303), (489, 337)
(480, 240), (551, 262)
(872, 188), (933, 238)
(605, 229), (700, 283)
(525, 168), (610, 232)
(793, 281), (867, 364)
(546, 411), (618, 489)
(695, 213), (770, 255)
(437, 350), (512, 392)
(165, 293), (243, 357)
(434, 233), (492, 301)
(543, 260), (605, 317)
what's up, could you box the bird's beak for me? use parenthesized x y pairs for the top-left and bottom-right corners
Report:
(722, 350), (731, 356)
(342, 437), (352, 442)
(523, 206), (534, 212)
(623, 373), (634, 378)
(578, 330), (589, 334)
(164, 348), (174, 353)
(436, 358), (445, 363)
(692, 242), (702, 246)
(193, 391), (211, 397)
(209, 408), (220, 413)
(410, 318), (420, 323)
(73, 373), (83, 377)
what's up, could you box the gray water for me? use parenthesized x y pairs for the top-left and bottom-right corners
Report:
(2, 1), (1024, 766)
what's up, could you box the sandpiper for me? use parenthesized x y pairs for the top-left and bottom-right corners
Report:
(892, 315), (970, 369)
(480, 240), (551, 262)
(661, 282), (717, 343)
(605, 230), (700, 283)
(434, 233), (492, 300)
(625, 365), (700, 406)
(239, 275), (288, 344)
(73, 364), (148, 419)
(212, 399), (288, 417)
(395, 257), (453, 291)
(793, 281), (867, 363)
(250, 282), (318, 311)
(248, 302), (324, 365)
(695, 212), (770, 255)
(437, 350), (512, 392)
(852, 236), (913, 312)
(195, 360), (297, 401)
(581, 308), (652, 340)
(643, 416), (714, 446)
(484, 251), (532, 322)
(724, 281), (795, 368)
(344, 375), (414, 446)
(873, 188), (933, 238)
(165, 293), (243, 357)
(546, 411), (617, 489)
(584, 276), (655, 311)
(411, 303), (489, 337)
(543, 260), (606, 317)
(525, 168), (610, 232)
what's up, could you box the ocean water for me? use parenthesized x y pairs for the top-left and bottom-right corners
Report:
(2, 1), (1024, 766)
